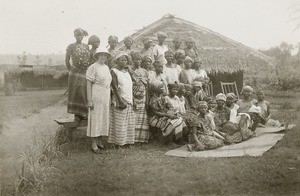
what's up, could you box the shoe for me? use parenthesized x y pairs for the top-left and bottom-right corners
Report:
(91, 148), (102, 154)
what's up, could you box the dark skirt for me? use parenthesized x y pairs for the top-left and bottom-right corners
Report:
(67, 67), (88, 117)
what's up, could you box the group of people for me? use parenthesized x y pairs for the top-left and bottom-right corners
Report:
(65, 28), (273, 154)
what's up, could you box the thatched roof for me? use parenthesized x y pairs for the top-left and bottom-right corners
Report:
(116, 14), (275, 73)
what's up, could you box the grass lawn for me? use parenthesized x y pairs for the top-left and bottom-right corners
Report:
(41, 93), (300, 195)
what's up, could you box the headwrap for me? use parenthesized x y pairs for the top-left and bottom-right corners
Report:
(108, 35), (118, 43)
(248, 105), (261, 114)
(142, 37), (152, 44)
(131, 52), (142, 60)
(115, 52), (129, 61)
(241, 85), (253, 94)
(142, 55), (153, 62)
(216, 93), (226, 102)
(124, 36), (133, 42)
(88, 35), (100, 45)
(164, 50), (174, 56)
(175, 50), (186, 59)
(226, 92), (236, 99)
(74, 28), (88, 36)
(157, 32), (167, 38)
(168, 83), (179, 90)
(192, 81), (202, 88)
(193, 58), (202, 64)
(184, 56), (194, 63)
(184, 84), (192, 91)
(197, 101), (208, 108)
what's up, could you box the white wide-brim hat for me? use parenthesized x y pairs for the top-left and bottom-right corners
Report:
(93, 46), (111, 59)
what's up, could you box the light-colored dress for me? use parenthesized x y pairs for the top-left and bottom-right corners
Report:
(164, 64), (182, 84)
(153, 44), (168, 64)
(86, 63), (112, 137)
(108, 68), (135, 146)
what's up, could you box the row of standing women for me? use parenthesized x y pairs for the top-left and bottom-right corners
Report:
(65, 28), (265, 154)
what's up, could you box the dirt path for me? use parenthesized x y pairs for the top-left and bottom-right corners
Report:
(0, 99), (69, 185)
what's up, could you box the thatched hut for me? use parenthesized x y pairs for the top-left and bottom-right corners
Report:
(116, 14), (275, 95)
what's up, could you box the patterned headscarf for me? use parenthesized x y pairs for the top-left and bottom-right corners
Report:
(226, 92), (236, 99)
(142, 37), (152, 44)
(88, 35), (100, 45)
(241, 85), (253, 94)
(184, 84), (192, 91)
(74, 28), (88, 36)
(142, 55), (153, 62)
(197, 101), (208, 108)
(216, 93), (226, 102)
(131, 52), (142, 60)
(192, 81), (202, 88)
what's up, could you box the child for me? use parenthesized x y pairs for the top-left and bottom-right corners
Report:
(148, 82), (185, 147)
(131, 52), (150, 143)
(174, 51), (186, 70)
(153, 32), (168, 65)
(88, 35), (100, 64)
(192, 81), (206, 104)
(179, 56), (195, 85)
(256, 90), (281, 127)
(86, 48), (111, 154)
(141, 55), (154, 71)
(173, 38), (185, 54)
(149, 61), (168, 95)
(184, 84), (197, 110)
(65, 28), (90, 121)
(108, 52), (135, 147)
(122, 36), (134, 65)
(140, 37), (154, 60)
(177, 83), (186, 114)
(164, 51), (181, 84)
(187, 101), (224, 151)
(184, 37), (198, 59)
(107, 35), (119, 67)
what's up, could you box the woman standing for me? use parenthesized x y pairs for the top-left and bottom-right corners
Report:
(86, 49), (112, 154)
(88, 35), (100, 64)
(108, 52), (135, 147)
(65, 28), (90, 121)
(131, 52), (150, 143)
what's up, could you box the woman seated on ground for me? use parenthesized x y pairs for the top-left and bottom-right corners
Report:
(222, 105), (261, 144)
(226, 93), (239, 122)
(256, 90), (282, 127)
(186, 101), (225, 151)
(236, 85), (257, 113)
(148, 81), (185, 147)
(211, 93), (230, 132)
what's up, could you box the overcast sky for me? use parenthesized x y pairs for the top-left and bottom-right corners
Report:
(0, 0), (299, 54)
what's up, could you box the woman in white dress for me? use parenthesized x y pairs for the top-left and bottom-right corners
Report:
(86, 48), (112, 154)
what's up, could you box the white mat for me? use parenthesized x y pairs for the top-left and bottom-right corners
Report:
(164, 126), (292, 158)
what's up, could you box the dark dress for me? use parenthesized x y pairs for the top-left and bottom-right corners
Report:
(66, 43), (91, 117)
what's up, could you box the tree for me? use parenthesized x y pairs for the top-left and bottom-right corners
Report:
(34, 55), (41, 66)
(17, 51), (27, 66)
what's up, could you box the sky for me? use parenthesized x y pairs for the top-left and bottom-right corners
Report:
(0, 0), (299, 54)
